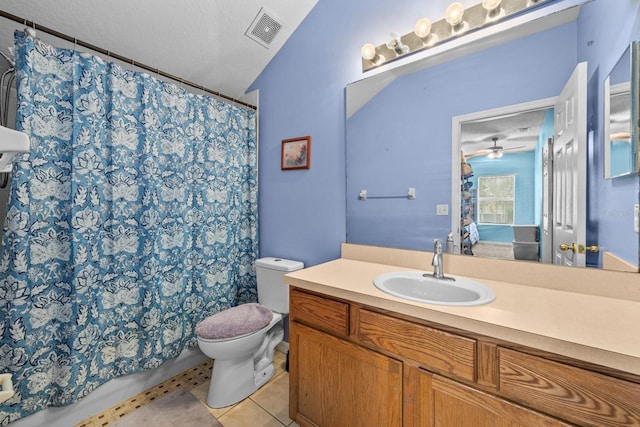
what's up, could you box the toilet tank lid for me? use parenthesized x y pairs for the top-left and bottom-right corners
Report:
(256, 257), (304, 272)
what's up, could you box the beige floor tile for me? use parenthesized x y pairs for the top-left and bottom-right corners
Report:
(218, 398), (284, 427)
(251, 372), (291, 425)
(190, 381), (236, 419)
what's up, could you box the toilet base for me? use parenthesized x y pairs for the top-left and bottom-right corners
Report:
(205, 321), (284, 408)
(206, 357), (276, 408)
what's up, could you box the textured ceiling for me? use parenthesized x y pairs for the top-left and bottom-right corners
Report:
(0, 1), (318, 105)
(461, 108), (549, 157)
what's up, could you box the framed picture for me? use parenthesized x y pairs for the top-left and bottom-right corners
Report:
(281, 136), (311, 170)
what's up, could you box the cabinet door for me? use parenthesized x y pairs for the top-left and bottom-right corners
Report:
(290, 322), (402, 427)
(410, 369), (571, 427)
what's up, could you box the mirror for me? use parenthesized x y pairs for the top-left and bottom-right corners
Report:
(345, 0), (640, 271)
(604, 42), (637, 179)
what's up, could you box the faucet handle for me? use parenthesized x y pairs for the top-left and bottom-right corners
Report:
(433, 239), (443, 251)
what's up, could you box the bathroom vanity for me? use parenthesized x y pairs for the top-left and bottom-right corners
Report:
(285, 244), (640, 427)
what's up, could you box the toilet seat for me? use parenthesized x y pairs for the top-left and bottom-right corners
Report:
(195, 303), (274, 341)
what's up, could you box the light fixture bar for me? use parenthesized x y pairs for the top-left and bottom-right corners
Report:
(361, 0), (551, 72)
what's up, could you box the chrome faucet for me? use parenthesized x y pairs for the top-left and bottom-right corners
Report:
(432, 239), (444, 279)
(431, 239), (455, 281)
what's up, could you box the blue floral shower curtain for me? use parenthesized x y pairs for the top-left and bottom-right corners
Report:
(0, 31), (258, 424)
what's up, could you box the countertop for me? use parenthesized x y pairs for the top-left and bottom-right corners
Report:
(284, 257), (640, 376)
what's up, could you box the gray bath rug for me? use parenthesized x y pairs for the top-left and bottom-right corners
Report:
(110, 388), (223, 427)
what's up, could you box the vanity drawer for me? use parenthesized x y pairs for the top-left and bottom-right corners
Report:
(499, 348), (640, 427)
(357, 308), (476, 382)
(290, 288), (349, 337)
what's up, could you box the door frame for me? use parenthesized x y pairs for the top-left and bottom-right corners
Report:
(451, 97), (557, 256)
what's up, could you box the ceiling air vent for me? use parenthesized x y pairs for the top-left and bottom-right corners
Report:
(245, 7), (283, 48)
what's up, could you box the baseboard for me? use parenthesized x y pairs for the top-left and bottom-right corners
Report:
(276, 341), (289, 354)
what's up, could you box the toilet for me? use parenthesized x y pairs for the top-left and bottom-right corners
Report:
(195, 257), (303, 408)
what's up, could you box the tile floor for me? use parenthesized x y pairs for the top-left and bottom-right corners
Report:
(193, 351), (298, 427)
(78, 350), (298, 427)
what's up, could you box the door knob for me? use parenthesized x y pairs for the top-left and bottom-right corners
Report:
(559, 243), (577, 253)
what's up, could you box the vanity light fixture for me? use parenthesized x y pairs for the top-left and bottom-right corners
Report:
(445, 2), (467, 33)
(360, 0), (553, 72)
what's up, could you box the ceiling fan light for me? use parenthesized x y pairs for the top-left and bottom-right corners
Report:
(487, 150), (503, 159)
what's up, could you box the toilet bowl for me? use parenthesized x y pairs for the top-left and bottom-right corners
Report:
(195, 257), (303, 408)
(197, 308), (284, 408)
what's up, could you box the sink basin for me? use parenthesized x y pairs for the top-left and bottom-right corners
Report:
(373, 271), (495, 306)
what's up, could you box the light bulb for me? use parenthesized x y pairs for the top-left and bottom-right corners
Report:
(445, 2), (465, 27)
(361, 43), (377, 61)
(386, 32), (410, 56)
(414, 18), (432, 39)
(482, 0), (502, 12)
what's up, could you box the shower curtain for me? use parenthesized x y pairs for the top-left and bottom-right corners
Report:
(0, 31), (258, 424)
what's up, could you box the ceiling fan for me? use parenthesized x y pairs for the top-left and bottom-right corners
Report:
(465, 136), (525, 159)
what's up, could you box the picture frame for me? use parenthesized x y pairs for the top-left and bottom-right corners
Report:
(281, 136), (311, 170)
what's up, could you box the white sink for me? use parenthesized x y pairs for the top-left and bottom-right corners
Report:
(373, 271), (495, 306)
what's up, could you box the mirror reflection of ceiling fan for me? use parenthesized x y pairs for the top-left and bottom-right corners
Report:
(465, 136), (525, 159)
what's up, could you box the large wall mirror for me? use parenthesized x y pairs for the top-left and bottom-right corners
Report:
(345, 0), (640, 272)
(604, 41), (638, 179)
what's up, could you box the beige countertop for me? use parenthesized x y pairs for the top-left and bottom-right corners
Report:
(285, 255), (640, 376)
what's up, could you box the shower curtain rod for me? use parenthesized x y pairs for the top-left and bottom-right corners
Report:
(0, 9), (257, 110)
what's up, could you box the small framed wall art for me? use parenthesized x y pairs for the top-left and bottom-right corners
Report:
(281, 136), (311, 170)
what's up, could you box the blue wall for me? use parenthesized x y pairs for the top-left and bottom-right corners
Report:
(610, 140), (633, 177)
(467, 152), (536, 243)
(250, 0), (640, 268)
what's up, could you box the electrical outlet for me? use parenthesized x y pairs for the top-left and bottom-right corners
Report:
(635, 203), (639, 233)
(436, 204), (449, 216)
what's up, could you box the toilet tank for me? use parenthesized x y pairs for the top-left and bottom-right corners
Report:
(255, 257), (304, 314)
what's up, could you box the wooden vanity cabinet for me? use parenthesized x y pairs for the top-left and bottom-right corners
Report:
(405, 364), (572, 427)
(289, 288), (402, 427)
(289, 287), (640, 427)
